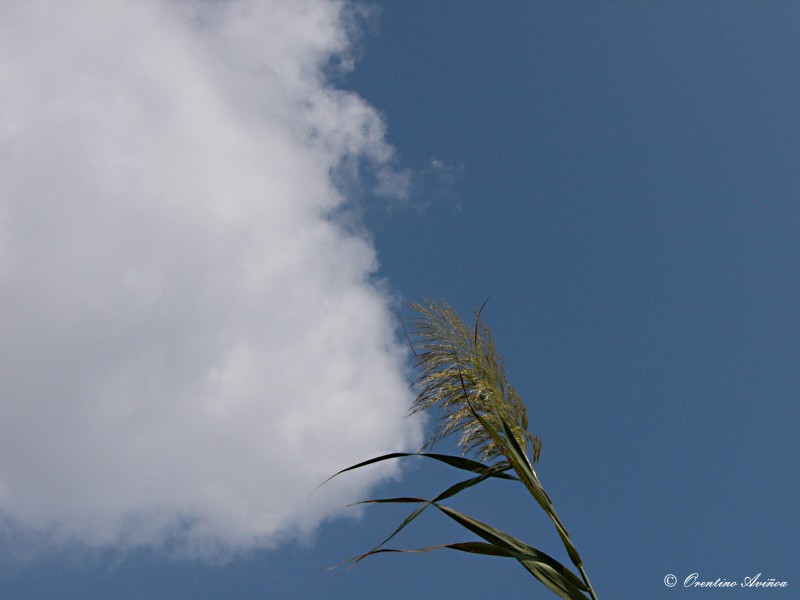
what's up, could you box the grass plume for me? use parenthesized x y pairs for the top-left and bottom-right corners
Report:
(409, 299), (542, 465)
(325, 299), (599, 600)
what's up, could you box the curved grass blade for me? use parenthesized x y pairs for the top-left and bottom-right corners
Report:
(463, 398), (584, 569)
(433, 464), (512, 501)
(434, 504), (587, 590)
(335, 502), (588, 600)
(445, 541), (514, 556)
(465, 401), (597, 599)
(318, 452), (516, 490)
(434, 504), (589, 600)
(342, 498), (436, 567)
(351, 497), (427, 505)
(492, 406), (585, 572)
(342, 463), (516, 567)
(339, 540), (577, 575)
(344, 540), (515, 562)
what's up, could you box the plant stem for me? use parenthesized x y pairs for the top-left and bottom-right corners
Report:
(578, 564), (599, 600)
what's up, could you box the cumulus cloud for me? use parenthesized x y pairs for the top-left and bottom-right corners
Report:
(0, 0), (422, 556)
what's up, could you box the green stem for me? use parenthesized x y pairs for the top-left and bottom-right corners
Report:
(577, 564), (599, 600)
(515, 452), (598, 600)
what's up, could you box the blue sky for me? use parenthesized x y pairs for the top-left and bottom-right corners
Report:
(1, 1), (798, 599)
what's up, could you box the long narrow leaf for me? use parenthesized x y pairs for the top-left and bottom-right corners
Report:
(339, 540), (577, 572)
(463, 395), (585, 573)
(351, 497), (427, 506)
(318, 452), (516, 490)
(445, 541), (514, 557)
(349, 500), (431, 566)
(343, 540), (512, 563)
(433, 504), (589, 600)
(433, 464), (513, 502)
(492, 406), (584, 570)
(517, 558), (588, 600)
(434, 504), (588, 592)
(346, 464), (515, 564)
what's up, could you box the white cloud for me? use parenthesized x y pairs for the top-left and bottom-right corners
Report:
(0, 0), (422, 557)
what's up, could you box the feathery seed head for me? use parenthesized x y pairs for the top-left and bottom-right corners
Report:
(409, 300), (542, 465)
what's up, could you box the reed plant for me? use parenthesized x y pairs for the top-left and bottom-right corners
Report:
(325, 300), (599, 600)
